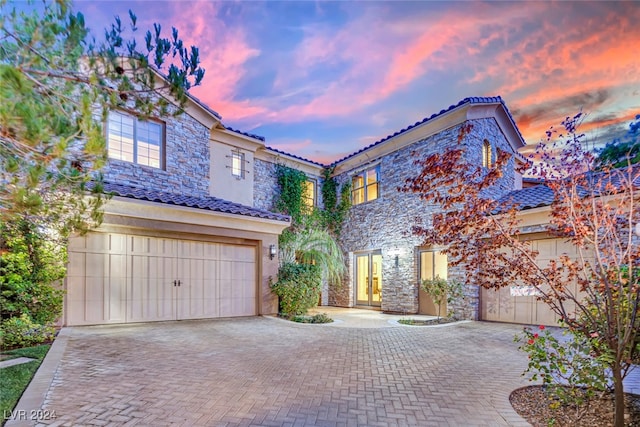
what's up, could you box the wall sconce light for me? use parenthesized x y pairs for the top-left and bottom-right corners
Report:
(269, 244), (277, 260)
(394, 255), (399, 268)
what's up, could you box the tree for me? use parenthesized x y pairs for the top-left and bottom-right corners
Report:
(0, 0), (205, 338)
(401, 114), (640, 427)
(595, 114), (640, 169)
(0, 0), (205, 234)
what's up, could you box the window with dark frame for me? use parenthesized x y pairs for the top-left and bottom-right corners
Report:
(351, 165), (380, 205)
(231, 150), (245, 178)
(107, 111), (164, 169)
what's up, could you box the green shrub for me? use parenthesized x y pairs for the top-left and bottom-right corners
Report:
(1, 220), (65, 325)
(515, 325), (610, 410)
(1, 315), (56, 349)
(271, 262), (321, 317)
(291, 313), (333, 324)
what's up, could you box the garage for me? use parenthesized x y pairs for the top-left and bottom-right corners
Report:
(480, 237), (581, 326)
(65, 232), (257, 326)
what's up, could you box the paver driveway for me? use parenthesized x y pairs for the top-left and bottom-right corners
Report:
(18, 318), (534, 426)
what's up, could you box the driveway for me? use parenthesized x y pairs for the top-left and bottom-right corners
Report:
(10, 314), (534, 426)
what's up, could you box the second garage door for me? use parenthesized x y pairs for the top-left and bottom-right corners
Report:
(66, 232), (257, 326)
(480, 237), (581, 326)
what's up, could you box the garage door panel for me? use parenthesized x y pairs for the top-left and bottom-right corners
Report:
(67, 233), (257, 325)
(481, 237), (589, 326)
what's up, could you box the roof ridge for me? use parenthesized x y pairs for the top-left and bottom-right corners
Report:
(330, 96), (517, 166)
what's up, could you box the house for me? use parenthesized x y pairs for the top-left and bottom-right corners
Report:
(64, 95), (294, 325)
(64, 88), (553, 326)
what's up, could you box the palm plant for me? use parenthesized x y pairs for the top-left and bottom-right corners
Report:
(279, 227), (345, 284)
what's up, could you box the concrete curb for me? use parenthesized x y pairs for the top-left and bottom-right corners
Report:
(5, 329), (70, 427)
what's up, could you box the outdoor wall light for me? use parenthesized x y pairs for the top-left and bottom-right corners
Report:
(395, 255), (399, 268)
(269, 244), (277, 260)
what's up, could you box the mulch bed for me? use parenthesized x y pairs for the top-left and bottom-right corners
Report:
(511, 385), (640, 426)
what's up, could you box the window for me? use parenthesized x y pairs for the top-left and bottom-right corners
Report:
(108, 111), (163, 168)
(231, 150), (245, 178)
(351, 166), (379, 205)
(302, 179), (316, 211)
(419, 250), (448, 282)
(482, 139), (492, 168)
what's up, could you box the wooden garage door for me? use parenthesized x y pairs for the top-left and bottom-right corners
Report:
(480, 237), (581, 326)
(66, 232), (256, 325)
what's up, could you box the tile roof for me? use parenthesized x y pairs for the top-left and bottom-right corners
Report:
(265, 146), (326, 167)
(98, 181), (290, 222)
(225, 126), (266, 142)
(496, 185), (555, 211)
(497, 165), (640, 212)
(331, 96), (524, 166)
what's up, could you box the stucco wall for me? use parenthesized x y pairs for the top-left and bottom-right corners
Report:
(333, 118), (519, 317)
(104, 107), (211, 197)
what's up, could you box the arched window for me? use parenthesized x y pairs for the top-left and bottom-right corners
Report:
(482, 139), (492, 168)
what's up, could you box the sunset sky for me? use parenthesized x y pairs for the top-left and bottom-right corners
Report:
(76, 0), (640, 164)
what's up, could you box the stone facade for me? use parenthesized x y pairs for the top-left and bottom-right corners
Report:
(332, 118), (519, 318)
(253, 158), (280, 211)
(104, 108), (211, 197)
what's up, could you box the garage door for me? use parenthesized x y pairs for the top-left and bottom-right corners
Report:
(66, 232), (256, 325)
(480, 237), (581, 326)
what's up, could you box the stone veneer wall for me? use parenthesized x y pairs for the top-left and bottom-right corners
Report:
(253, 158), (280, 211)
(104, 107), (211, 197)
(332, 118), (518, 318)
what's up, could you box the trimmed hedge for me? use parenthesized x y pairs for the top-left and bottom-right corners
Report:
(271, 262), (321, 317)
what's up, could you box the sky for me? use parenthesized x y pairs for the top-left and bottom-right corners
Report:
(75, 0), (640, 165)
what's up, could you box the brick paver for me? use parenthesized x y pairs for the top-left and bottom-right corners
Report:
(9, 317), (538, 427)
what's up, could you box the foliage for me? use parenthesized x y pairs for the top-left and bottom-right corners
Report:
(290, 312), (333, 324)
(279, 228), (345, 285)
(275, 164), (310, 228)
(516, 325), (610, 420)
(0, 314), (56, 349)
(595, 115), (640, 169)
(1, 220), (65, 325)
(273, 164), (347, 308)
(270, 262), (322, 317)
(420, 276), (464, 319)
(0, 344), (50, 423)
(320, 167), (351, 235)
(0, 0), (205, 235)
(401, 114), (640, 427)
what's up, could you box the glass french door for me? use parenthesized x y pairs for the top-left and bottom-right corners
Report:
(355, 252), (382, 306)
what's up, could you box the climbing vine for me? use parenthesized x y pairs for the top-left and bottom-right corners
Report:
(320, 167), (351, 237)
(274, 164), (309, 228)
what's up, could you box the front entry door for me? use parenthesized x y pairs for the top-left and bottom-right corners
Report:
(355, 252), (382, 306)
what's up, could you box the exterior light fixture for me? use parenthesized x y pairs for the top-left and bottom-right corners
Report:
(269, 244), (277, 260)
(395, 255), (399, 268)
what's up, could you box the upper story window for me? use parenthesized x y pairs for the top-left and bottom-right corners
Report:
(231, 150), (245, 179)
(351, 166), (379, 205)
(302, 179), (316, 211)
(482, 139), (492, 168)
(107, 111), (164, 169)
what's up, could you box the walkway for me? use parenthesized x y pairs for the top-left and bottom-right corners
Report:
(8, 312), (535, 426)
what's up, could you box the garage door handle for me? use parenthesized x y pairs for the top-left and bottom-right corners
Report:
(173, 280), (182, 286)
(178, 280), (181, 286)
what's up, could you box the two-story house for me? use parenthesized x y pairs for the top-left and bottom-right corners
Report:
(64, 86), (553, 326)
(64, 95), (294, 325)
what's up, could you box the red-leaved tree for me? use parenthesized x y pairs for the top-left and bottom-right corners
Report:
(401, 114), (640, 426)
